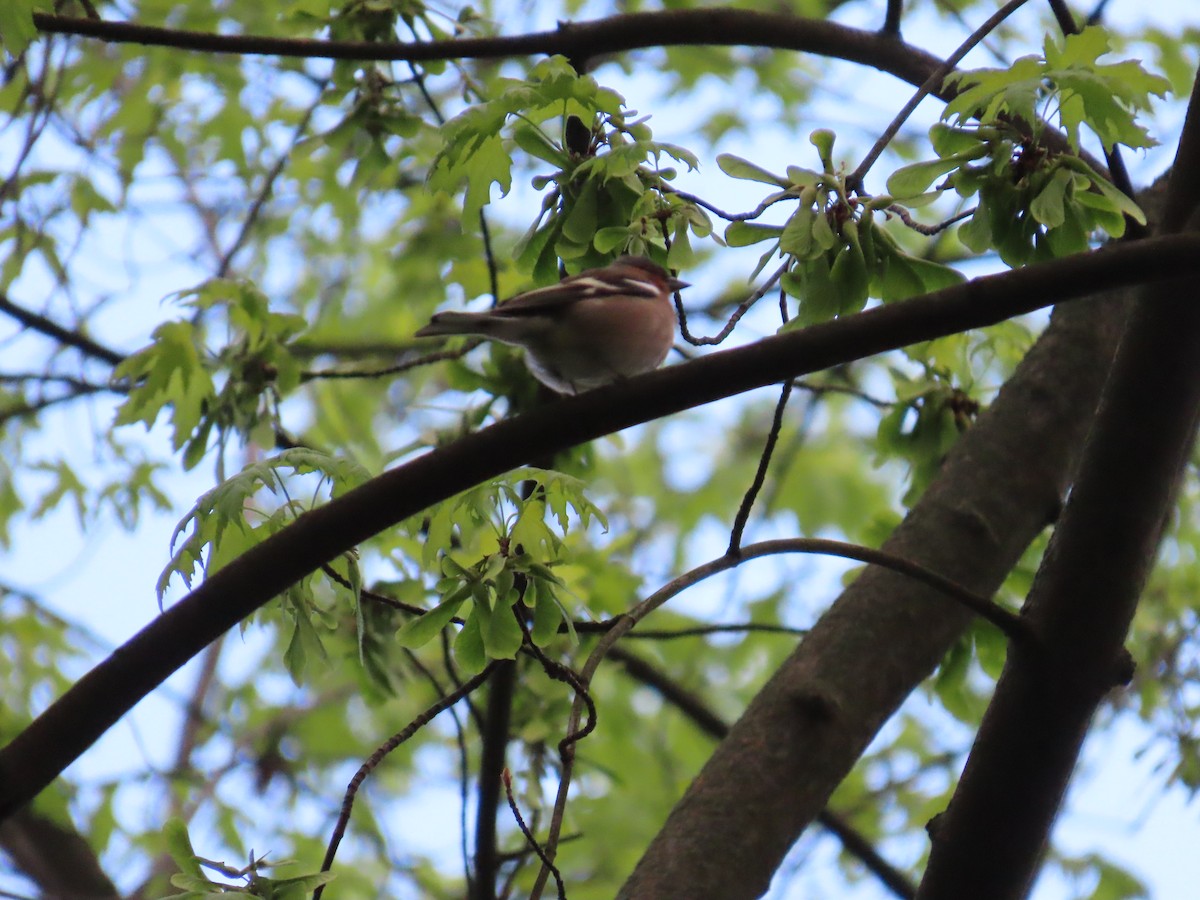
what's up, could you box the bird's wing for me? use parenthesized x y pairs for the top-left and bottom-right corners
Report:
(495, 266), (662, 315)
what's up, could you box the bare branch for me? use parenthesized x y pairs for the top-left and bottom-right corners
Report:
(0, 292), (124, 366)
(314, 661), (500, 898)
(849, 0), (1034, 191)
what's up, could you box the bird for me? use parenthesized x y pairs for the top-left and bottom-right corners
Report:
(415, 255), (688, 395)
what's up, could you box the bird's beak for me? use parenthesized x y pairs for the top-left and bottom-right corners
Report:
(668, 277), (690, 291)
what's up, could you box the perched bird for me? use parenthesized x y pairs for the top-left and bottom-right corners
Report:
(415, 256), (688, 394)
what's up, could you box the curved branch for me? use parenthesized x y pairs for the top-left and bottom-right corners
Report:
(34, 10), (942, 89)
(34, 10), (1105, 176)
(1, 234), (1197, 819)
(533, 532), (1016, 895)
(607, 645), (916, 900)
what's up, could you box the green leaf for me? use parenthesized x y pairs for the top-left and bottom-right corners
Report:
(512, 123), (568, 167)
(283, 610), (328, 683)
(454, 606), (487, 672)
(484, 601), (522, 659)
(887, 152), (981, 199)
(530, 578), (563, 645)
(593, 225), (632, 254)
(561, 178), (599, 244)
(113, 321), (215, 452)
(396, 584), (470, 649)
(163, 819), (205, 878)
(779, 201), (817, 258)
(809, 129), (836, 170)
(716, 153), (788, 187)
(0, 0), (36, 57)
(724, 221), (783, 247)
(929, 122), (987, 157)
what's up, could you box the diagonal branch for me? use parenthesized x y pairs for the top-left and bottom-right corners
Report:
(0, 234), (1197, 820)
(608, 645), (917, 900)
(0, 292), (124, 366)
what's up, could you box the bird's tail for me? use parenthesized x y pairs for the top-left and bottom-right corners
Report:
(414, 311), (497, 338)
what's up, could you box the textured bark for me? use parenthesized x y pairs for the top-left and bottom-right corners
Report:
(620, 276), (1138, 897)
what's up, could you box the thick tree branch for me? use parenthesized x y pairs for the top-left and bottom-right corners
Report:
(0, 235), (1197, 820)
(608, 645), (916, 900)
(915, 74), (1200, 900)
(33, 10), (942, 86)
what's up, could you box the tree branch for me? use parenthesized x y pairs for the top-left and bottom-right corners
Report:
(608, 645), (916, 900)
(32, 10), (944, 87)
(0, 292), (124, 366)
(472, 659), (516, 900)
(849, 0), (1034, 190)
(0, 234), (1197, 820)
(33, 9), (1105, 177)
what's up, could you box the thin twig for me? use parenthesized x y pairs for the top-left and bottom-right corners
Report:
(215, 81), (330, 278)
(0, 384), (108, 424)
(314, 661), (499, 899)
(728, 379), (793, 554)
(662, 185), (793, 224)
(676, 261), (787, 347)
(404, 49), (501, 311)
(321, 562), (450, 618)
(887, 204), (975, 236)
(1086, 0), (1112, 25)
(399, 646), (475, 896)
(849, 0), (1034, 192)
(882, 0), (903, 37)
(791, 376), (893, 409)
(574, 620), (807, 639)
(503, 768), (566, 899)
(301, 341), (478, 381)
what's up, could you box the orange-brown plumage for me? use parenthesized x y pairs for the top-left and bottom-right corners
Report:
(415, 256), (687, 394)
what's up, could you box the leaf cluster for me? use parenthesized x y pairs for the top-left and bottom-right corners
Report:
(429, 55), (709, 278)
(113, 280), (308, 470)
(720, 131), (964, 326)
(396, 467), (607, 670)
(888, 28), (1165, 266)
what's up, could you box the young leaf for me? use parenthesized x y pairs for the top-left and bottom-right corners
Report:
(716, 153), (788, 187)
(396, 584), (471, 649)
